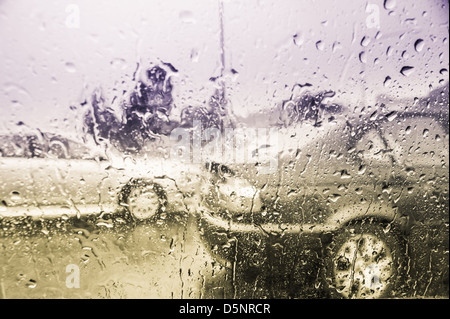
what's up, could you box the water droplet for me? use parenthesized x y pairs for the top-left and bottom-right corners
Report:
(386, 111), (397, 121)
(383, 76), (392, 87)
(110, 58), (126, 70)
(179, 10), (196, 24)
(190, 48), (199, 62)
(360, 36), (371, 47)
(402, 50), (409, 59)
(10, 191), (21, 202)
(382, 184), (392, 194)
(329, 194), (341, 202)
(65, 62), (76, 73)
(358, 165), (367, 175)
(384, 0), (396, 10)
(439, 68), (448, 76)
(405, 18), (416, 25)
(423, 129), (429, 138)
(316, 41), (324, 51)
(26, 279), (37, 288)
(400, 66), (414, 76)
(293, 33), (304, 47)
(96, 219), (114, 228)
(340, 170), (351, 179)
(386, 46), (393, 57)
(332, 41), (342, 52)
(414, 39), (425, 52)
(359, 51), (367, 63)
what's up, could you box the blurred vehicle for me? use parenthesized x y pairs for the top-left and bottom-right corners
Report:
(199, 85), (449, 298)
(0, 131), (204, 221)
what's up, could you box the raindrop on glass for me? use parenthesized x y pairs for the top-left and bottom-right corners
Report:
(316, 41), (324, 51)
(400, 66), (414, 76)
(65, 62), (77, 73)
(384, 0), (396, 10)
(359, 51), (367, 63)
(360, 36), (371, 47)
(414, 39), (425, 52)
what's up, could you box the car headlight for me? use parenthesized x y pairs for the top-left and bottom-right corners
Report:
(216, 177), (262, 214)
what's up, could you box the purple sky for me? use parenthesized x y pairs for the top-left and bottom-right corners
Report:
(0, 0), (448, 136)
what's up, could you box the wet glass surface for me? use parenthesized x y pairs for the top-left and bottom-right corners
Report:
(0, 0), (448, 299)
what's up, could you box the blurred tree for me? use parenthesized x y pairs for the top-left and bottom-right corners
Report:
(83, 65), (178, 154)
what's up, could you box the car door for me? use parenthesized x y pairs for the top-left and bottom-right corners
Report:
(380, 115), (449, 177)
(378, 114), (449, 223)
(27, 157), (108, 208)
(27, 137), (114, 212)
(307, 121), (394, 224)
(0, 157), (35, 209)
(0, 135), (43, 211)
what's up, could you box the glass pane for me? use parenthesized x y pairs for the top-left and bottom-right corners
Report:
(0, 0), (448, 300)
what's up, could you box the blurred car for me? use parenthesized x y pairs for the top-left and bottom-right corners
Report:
(199, 85), (449, 298)
(0, 131), (204, 221)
